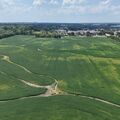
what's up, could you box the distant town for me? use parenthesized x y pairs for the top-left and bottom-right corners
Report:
(0, 23), (120, 40)
(56, 29), (120, 37)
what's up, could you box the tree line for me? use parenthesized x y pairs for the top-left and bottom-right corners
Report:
(0, 25), (62, 39)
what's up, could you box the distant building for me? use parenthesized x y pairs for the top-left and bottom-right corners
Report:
(56, 30), (67, 35)
(105, 33), (111, 37)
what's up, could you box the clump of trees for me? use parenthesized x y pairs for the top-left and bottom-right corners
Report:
(0, 25), (33, 39)
(109, 36), (120, 42)
(0, 29), (15, 39)
(107, 31), (120, 42)
(33, 31), (62, 38)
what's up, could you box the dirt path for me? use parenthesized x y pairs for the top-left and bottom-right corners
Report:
(20, 79), (60, 97)
(0, 78), (120, 108)
(1, 55), (31, 73)
(66, 92), (120, 108)
(19, 79), (120, 108)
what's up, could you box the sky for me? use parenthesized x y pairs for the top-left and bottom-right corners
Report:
(0, 0), (120, 23)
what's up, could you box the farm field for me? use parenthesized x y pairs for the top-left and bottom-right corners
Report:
(0, 35), (120, 120)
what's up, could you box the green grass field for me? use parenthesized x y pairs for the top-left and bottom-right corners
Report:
(0, 35), (120, 120)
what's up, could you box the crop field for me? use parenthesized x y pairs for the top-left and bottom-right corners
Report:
(0, 35), (120, 120)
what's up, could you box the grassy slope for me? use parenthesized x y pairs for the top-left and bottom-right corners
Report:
(0, 96), (120, 120)
(0, 73), (46, 100)
(0, 35), (120, 119)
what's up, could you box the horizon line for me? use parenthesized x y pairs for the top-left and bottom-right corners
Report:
(0, 22), (120, 24)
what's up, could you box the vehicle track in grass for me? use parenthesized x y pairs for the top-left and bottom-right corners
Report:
(1, 55), (31, 73)
(64, 92), (120, 108)
(0, 55), (58, 82)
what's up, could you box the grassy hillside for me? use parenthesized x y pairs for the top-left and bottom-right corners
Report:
(0, 96), (120, 120)
(0, 35), (120, 119)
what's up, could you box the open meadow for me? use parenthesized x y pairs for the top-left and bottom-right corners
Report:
(0, 35), (120, 120)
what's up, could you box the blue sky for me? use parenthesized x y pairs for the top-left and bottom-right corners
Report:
(0, 0), (120, 23)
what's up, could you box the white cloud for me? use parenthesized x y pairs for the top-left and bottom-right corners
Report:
(50, 0), (58, 5)
(33, 0), (44, 6)
(87, 0), (111, 14)
(0, 0), (32, 17)
(63, 0), (85, 5)
(0, 0), (15, 9)
(88, 0), (120, 15)
(32, 0), (59, 6)
(0, 0), (120, 23)
(59, 0), (120, 16)
(32, 0), (86, 6)
(101, 0), (111, 5)
(30, 0), (120, 15)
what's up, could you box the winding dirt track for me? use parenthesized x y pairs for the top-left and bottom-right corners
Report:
(0, 55), (120, 108)
(66, 92), (120, 108)
(1, 55), (31, 73)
